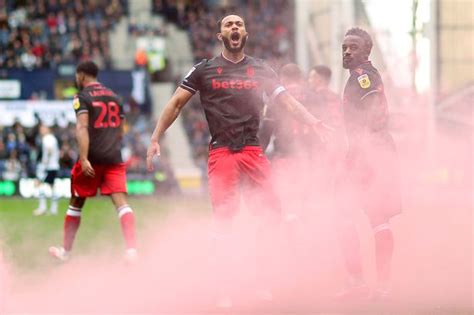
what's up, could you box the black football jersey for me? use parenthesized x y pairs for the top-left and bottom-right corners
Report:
(180, 54), (285, 147)
(343, 61), (390, 140)
(264, 83), (317, 155)
(73, 82), (124, 164)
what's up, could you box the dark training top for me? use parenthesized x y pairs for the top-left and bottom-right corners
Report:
(73, 82), (124, 164)
(180, 54), (285, 150)
(343, 61), (393, 148)
(262, 83), (317, 156)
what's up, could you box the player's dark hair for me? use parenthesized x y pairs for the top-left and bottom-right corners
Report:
(76, 60), (99, 77)
(217, 18), (222, 33)
(217, 14), (244, 33)
(345, 27), (373, 53)
(279, 63), (303, 81)
(312, 65), (332, 82)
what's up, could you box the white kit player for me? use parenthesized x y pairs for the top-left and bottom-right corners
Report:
(33, 125), (60, 216)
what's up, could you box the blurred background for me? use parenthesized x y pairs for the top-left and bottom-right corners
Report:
(0, 0), (471, 197)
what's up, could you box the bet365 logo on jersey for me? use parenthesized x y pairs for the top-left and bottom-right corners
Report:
(357, 74), (371, 89)
(212, 79), (259, 90)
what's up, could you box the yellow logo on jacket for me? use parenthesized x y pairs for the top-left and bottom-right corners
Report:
(73, 97), (80, 110)
(357, 74), (371, 89)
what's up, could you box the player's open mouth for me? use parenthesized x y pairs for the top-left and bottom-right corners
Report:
(231, 32), (240, 45)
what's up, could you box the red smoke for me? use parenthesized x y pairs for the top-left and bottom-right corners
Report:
(1, 100), (472, 314)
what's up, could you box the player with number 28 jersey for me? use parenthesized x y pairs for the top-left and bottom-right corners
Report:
(49, 61), (137, 263)
(73, 82), (124, 165)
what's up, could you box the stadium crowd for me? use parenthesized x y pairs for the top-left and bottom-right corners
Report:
(0, 115), (176, 184)
(0, 0), (127, 70)
(153, 0), (294, 65)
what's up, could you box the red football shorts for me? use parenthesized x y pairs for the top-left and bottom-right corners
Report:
(336, 146), (402, 224)
(71, 162), (127, 197)
(208, 146), (281, 220)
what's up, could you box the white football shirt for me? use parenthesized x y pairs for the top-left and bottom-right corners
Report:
(41, 133), (60, 171)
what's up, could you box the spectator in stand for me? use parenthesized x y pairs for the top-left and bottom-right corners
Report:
(0, 139), (7, 175)
(5, 133), (16, 153)
(0, 0), (127, 69)
(59, 141), (76, 177)
(3, 149), (22, 181)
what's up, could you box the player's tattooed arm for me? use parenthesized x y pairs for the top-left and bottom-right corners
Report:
(147, 87), (194, 171)
(76, 113), (95, 177)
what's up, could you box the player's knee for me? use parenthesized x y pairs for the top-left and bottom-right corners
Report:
(70, 196), (86, 208)
(116, 204), (133, 218)
(372, 221), (391, 235)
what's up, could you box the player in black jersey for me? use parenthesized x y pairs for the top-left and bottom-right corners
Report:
(259, 63), (316, 221)
(146, 15), (327, 308)
(260, 63), (316, 158)
(308, 65), (346, 199)
(335, 28), (401, 300)
(49, 61), (137, 263)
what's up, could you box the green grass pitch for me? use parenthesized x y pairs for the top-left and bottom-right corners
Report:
(0, 195), (210, 273)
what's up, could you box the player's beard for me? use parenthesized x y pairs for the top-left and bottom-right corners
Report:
(222, 34), (247, 54)
(343, 54), (367, 70)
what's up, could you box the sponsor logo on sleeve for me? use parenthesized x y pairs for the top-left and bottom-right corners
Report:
(73, 96), (80, 110)
(357, 74), (371, 89)
(184, 66), (196, 80)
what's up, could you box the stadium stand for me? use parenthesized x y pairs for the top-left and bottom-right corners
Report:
(153, 0), (294, 65)
(0, 0), (181, 194)
(0, 0), (127, 69)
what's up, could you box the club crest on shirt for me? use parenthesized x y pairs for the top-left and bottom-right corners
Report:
(217, 67), (223, 75)
(357, 74), (371, 89)
(246, 66), (255, 77)
(73, 96), (80, 110)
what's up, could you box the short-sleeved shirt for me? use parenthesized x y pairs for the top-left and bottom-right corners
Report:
(314, 88), (343, 129)
(264, 83), (317, 156)
(41, 133), (60, 171)
(73, 82), (124, 164)
(180, 54), (285, 147)
(343, 61), (391, 147)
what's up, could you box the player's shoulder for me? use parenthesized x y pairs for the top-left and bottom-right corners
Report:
(75, 89), (88, 100)
(45, 133), (58, 143)
(185, 58), (210, 78)
(349, 62), (381, 90)
(246, 55), (267, 67)
(101, 84), (120, 99)
(194, 58), (211, 68)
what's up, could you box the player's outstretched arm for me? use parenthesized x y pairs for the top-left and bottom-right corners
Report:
(277, 91), (321, 125)
(276, 91), (334, 141)
(76, 113), (95, 177)
(147, 87), (194, 171)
